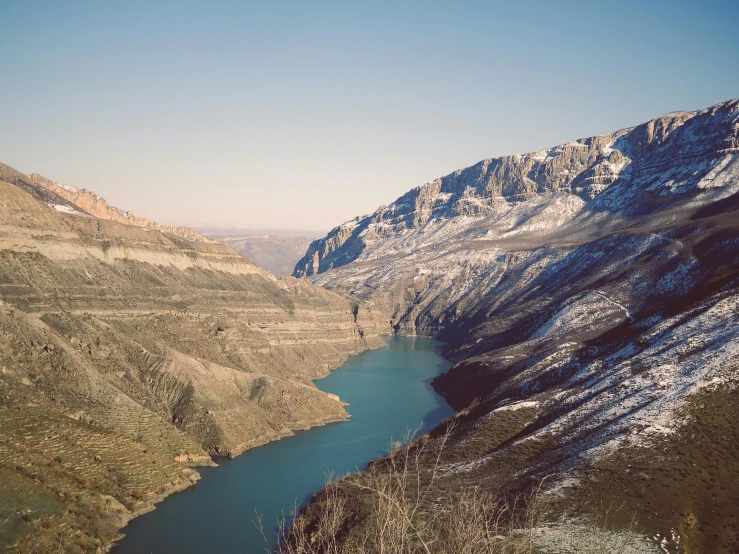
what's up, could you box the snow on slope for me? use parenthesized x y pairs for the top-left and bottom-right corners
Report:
(294, 100), (739, 547)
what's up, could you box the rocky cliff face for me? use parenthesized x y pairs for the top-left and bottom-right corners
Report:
(293, 109), (704, 277)
(28, 172), (209, 242)
(296, 99), (739, 551)
(0, 166), (386, 552)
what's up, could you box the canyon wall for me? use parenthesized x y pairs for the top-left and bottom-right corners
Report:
(0, 164), (387, 552)
(296, 99), (739, 551)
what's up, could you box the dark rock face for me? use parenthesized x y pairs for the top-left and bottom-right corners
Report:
(296, 99), (739, 550)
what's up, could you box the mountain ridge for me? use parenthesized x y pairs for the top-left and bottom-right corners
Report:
(27, 172), (210, 243)
(294, 100), (737, 278)
(293, 98), (739, 551)
(0, 163), (387, 552)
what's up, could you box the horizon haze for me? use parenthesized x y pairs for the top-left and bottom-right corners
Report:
(1, 0), (738, 233)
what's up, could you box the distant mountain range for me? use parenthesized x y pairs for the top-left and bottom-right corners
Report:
(295, 99), (739, 552)
(210, 234), (314, 277)
(194, 226), (324, 238)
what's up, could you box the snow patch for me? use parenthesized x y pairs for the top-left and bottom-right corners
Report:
(494, 400), (540, 412)
(50, 204), (88, 216)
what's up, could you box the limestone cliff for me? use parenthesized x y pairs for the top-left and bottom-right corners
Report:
(28, 172), (209, 242)
(294, 108), (708, 277)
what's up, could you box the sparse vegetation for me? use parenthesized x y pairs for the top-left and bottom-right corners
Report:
(0, 165), (387, 551)
(266, 430), (646, 554)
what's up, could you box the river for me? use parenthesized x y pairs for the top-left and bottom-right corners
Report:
(114, 336), (454, 554)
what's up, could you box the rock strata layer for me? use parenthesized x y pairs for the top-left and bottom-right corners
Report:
(0, 164), (386, 553)
(296, 99), (739, 551)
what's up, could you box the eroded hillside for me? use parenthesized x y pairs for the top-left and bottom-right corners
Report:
(0, 164), (386, 553)
(295, 99), (739, 552)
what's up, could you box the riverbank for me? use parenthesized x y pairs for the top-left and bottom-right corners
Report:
(112, 337), (454, 553)
(101, 336), (388, 553)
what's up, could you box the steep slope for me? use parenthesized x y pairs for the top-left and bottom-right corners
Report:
(0, 166), (386, 553)
(295, 99), (739, 551)
(294, 108), (698, 278)
(211, 234), (314, 277)
(28, 172), (208, 242)
(0, 162), (84, 215)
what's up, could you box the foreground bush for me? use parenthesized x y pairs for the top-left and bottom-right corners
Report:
(266, 430), (645, 554)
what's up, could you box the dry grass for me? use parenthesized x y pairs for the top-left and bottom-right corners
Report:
(265, 429), (647, 554)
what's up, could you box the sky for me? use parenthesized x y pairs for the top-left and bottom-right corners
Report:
(1, 0), (738, 234)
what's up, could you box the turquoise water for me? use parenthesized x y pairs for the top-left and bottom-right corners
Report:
(114, 337), (454, 554)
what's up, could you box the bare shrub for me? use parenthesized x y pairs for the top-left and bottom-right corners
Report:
(267, 429), (641, 554)
(267, 481), (349, 554)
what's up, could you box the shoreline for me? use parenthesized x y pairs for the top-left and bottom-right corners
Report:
(108, 412), (354, 552)
(108, 337), (390, 553)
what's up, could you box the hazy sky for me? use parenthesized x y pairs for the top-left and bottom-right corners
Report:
(1, 1), (738, 233)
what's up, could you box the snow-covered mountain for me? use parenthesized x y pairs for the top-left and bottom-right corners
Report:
(295, 99), (739, 551)
(296, 102), (736, 280)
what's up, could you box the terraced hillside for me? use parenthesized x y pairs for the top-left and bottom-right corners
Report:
(0, 163), (386, 553)
(295, 99), (739, 552)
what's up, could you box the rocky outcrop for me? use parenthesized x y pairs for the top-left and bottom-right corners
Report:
(28, 173), (210, 242)
(0, 167), (387, 552)
(293, 108), (713, 277)
(296, 99), (739, 551)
